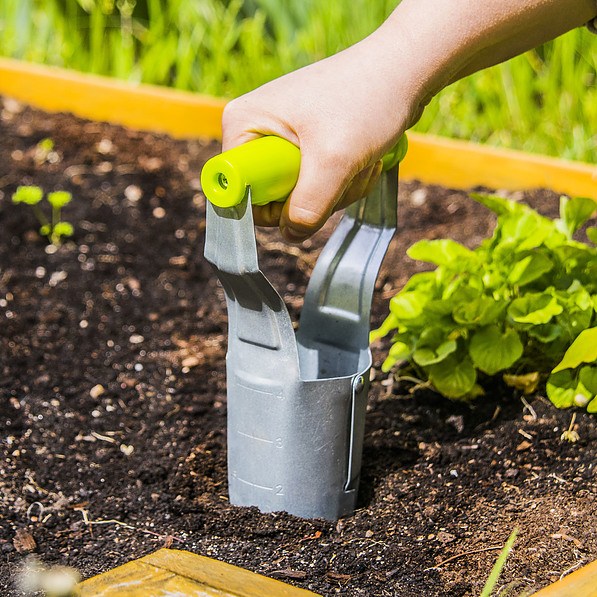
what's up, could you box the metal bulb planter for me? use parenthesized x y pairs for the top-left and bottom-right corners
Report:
(202, 136), (406, 520)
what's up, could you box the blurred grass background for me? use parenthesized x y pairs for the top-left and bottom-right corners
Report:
(1, 0), (595, 161)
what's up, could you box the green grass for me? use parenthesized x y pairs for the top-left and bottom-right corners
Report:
(479, 529), (519, 597)
(0, 0), (595, 161)
(417, 29), (597, 161)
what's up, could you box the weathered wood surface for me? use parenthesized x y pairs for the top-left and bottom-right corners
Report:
(78, 548), (321, 597)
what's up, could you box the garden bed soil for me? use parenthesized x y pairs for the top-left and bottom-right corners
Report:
(0, 96), (595, 597)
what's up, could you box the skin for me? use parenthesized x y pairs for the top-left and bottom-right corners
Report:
(222, 0), (597, 243)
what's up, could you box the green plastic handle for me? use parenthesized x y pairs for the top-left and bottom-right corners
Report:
(201, 134), (408, 208)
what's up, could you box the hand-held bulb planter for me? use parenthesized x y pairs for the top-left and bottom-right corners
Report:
(201, 135), (407, 520)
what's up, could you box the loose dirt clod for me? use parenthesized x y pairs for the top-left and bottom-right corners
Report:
(13, 530), (36, 554)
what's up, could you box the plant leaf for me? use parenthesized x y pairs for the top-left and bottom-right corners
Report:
(527, 323), (562, 343)
(370, 313), (398, 342)
(503, 372), (540, 394)
(558, 196), (597, 239)
(587, 227), (597, 245)
(547, 369), (594, 409)
(496, 207), (559, 251)
(12, 185), (44, 205)
(381, 341), (411, 373)
(413, 341), (457, 367)
(407, 239), (476, 267)
(579, 366), (597, 395)
(469, 325), (523, 375)
(47, 191), (72, 209)
(452, 295), (505, 327)
(507, 252), (553, 286)
(413, 327), (458, 366)
(471, 193), (520, 216)
(546, 370), (579, 408)
(53, 221), (74, 237)
(427, 354), (477, 398)
(552, 327), (597, 372)
(389, 292), (425, 319)
(479, 528), (518, 597)
(508, 293), (563, 325)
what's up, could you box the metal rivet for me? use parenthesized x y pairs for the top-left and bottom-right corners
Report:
(354, 376), (365, 393)
(218, 172), (228, 189)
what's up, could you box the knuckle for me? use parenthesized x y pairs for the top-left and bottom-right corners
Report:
(221, 98), (244, 129)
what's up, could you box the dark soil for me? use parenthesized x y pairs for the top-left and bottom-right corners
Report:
(0, 96), (595, 597)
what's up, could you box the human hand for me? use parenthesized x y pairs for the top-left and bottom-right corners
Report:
(222, 0), (597, 243)
(221, 37), (425, 242)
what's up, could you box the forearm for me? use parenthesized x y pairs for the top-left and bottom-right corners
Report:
(374, 0), (597, 107)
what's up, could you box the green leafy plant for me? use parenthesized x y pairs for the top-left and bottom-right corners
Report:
(373, 194), (597, 410)
(12, 186), (74, 246)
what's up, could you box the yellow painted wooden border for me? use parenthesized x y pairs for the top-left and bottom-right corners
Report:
(402, 132), (596, 199)
(0, 58), (226, 140)
(0, 58), (595, 198)
(75, 548), (597, 597)
(78, 548), (320, 596)
(529, 559), (597, 597)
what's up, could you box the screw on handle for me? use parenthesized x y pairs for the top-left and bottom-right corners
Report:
(201, 134), (408, 209)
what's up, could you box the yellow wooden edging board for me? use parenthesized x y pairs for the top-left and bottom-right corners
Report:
(77, 549), (597, 597)
(0, 58), (226, 141)
(78, 548), (320, 597)
(529, 559), (597, 597)
(0, 57), (595, 198)
(402, 132), (596, 199)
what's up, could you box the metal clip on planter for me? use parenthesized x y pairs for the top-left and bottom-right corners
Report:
(201, 135), (406, 520)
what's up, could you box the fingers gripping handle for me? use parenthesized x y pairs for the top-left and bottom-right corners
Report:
(201, 135), (408, 208)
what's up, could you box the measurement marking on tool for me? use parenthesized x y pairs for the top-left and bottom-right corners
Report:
(231, 471), (284, 495)
(235, 476), (275, 492)
(236, 381), (283, 400)
(237, 430), (274, 444)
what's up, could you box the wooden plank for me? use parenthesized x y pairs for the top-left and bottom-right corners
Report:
(402, 132), (597, 199)
(0, 58), (594, 198)
(78, 548), (320, 597)
(529, 559), (597, 597)
(0, 57), (226, 140)
(78, 561), (208, 597)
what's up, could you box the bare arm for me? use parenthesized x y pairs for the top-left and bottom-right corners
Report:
(222, 0), (597, 242)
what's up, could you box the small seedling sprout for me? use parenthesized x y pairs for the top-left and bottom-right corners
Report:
(12, 185), (50, 233)
(560, 413), (580, 443)
(37, 137), (54, 152)
(34, 137), (56, 164)
(12, 186), (74, 246)
(47, 191), (73, 244)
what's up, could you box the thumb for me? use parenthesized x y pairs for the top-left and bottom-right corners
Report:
(279, 149), (350, 243)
